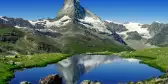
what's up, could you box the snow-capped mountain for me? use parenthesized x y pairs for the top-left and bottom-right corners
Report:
(105, 21), (151, 39)
(0, 0), (132, 55)
(56, 0), (110, 33)
(0, 16), (33, 28)
(105, 20), (168, 49)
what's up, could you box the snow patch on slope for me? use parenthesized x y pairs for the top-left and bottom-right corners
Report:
(14, 25), (28, 29)
(29, 15), (71, 27)
(0, 16), (8, 21)
(46, 15), (71, 27)
(105, 20), (122, 24)
(79, 16), (111, 34)
(28, 20), (40, 25)
(117, 22), (151, 39)
(35, 29), (57, 33)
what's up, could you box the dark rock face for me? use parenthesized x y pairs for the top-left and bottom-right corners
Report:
(39, 74), (63, 84)
(80, 80), (102, 84)
(0, 16), (33, 28)
(20, 81), (31, 84)
(149, 26), (168, 46)
(126, 31), (142, 40)
(105, 21), (128, 33)
(56, 0), (85, 20)
(111, 31), (127, 45)
(148, 22), (168, 37)
(141, 24), (150, 28)
(147, 22), (168, 46)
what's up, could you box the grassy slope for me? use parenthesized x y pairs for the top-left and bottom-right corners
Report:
(0, 26), (62, 55)
(118, 47), (168, 83)
(61, 35), (133, 54)
(0, 53), (71, 84)
(0, 25), (133, 55)
(120, 47), (168, 72)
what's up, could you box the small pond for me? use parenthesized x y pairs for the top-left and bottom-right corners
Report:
(9, 55), (164, 84)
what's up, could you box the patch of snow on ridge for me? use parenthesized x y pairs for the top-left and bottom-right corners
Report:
(29, 15), (71, 27)
(154, 21), (161, 23)
(35, 29), (57, 33)
(79, 16), (111, 34)
(0, 16), (8, 21)
(120, 22), (151, 39)
(46, 15), (71, 27)
(28, 20), (39, 25)
(105, 20), (151, 39)
(105, 20), (113, 23)
(105, 20), (122, 24)
(14, 25), (28, 29)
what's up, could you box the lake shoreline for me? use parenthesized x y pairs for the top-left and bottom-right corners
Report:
(0, 49), (167, 84)
(0, 53), (71, 84)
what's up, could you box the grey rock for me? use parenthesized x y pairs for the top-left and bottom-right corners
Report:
(80, 80), (102, 84)
(20, 81), (30, 84)
(148, 22), (168, 37)
(105, 21), (128, 33)
(0, 16), (33, 28)
(126, 31), (142, 40)
(149, 24), (168, 46)
(39, 74), (62, 84)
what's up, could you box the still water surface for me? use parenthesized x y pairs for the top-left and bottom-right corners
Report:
(10, 55), (163, 84)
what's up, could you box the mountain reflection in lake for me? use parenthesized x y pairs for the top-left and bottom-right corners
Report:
(56, 55), (121, 84)
(10, 55), (163, 84)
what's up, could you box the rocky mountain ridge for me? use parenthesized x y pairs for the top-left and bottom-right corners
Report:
(105, 21), (168, 49)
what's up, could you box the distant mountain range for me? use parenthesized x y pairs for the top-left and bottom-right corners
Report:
(0, 0), (132, 55)
(105, 21), (168, 49)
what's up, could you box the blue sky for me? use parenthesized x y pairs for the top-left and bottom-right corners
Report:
(0, 0), (168, 23)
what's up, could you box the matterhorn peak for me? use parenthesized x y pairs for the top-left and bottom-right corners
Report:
(56, 0), (111, 33)
(56, 0), (85, 19)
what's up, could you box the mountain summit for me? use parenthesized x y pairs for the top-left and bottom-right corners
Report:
(56, 0), (111, 33)
(56, 0), (85, 19)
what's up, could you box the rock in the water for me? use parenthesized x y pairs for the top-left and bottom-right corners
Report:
(80, 80), (102, 84)
(39, 74), (63, 84)
(20, 81), (30, 84)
